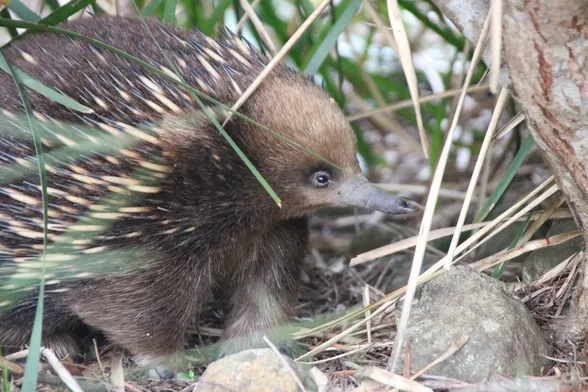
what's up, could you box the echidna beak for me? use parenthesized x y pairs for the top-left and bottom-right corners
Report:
(338, 175), (416, 214)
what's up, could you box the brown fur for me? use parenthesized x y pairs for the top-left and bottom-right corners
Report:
(0, 16), (367, 362)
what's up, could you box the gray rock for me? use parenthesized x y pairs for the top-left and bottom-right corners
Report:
(396, 266), (551, 383)
(522, 219), (583, 282)
(194, 348), (315, 392)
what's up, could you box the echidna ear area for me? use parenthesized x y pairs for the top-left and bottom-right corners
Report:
(0, 21), (323, 312)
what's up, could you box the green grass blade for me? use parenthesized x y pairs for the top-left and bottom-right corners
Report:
(181, 0), (208, 33)
(38, 0), (95, 26)
(2, 349), (8, 392)
(398, 0), (464, 50)
(163, 0), (177, 24)
(302, 0), (361, 75)
(492, 212), (533, 279)
(1, 0), (96, 47)
(90, 1), (105, 16)
(0, 8), (17, 38)
(45, 0), (61, 10)
(0, 52), (48, 392)
(200, 0), (233, 36)
(7, 0), (40, 22)
(0, 61), (93, 113)
(140, 0), (163, 16)
(475, 134), (535, 223)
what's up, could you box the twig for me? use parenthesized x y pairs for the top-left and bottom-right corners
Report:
(0, 356), (24, 374)
(309, 367), (329, 392)
(238, 0), (277, 55)
(93, 338), (107, 381)
(4, 349), (29, 361)
(446, 88), (510, 267)
(356, 366), (432, 392)
(386, 0), (427, 157)
(363, 285), (372, 344)
(298, 344), (372, 365)
(110, 347), (125, 392)
(234, 0), (262, 33)
(41, 347), (84, 392)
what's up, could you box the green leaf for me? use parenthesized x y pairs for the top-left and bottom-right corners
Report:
(398, 0), (464, 50)
(163, 0), (177, 24)
(38, 0), (96, 26)
(475, 135), (535, 223)
(45, 0), (61, 10)
(7, 0), (40, 22)
(200, 0), (233, 35)
(0, 52), (48, 392)
(1, 0), (96, 47)
(302, 0), (361, 75)
(0, 61), (93, 113)
(492, 212), (533, 279)
(0, 8), (17, 38)
(1, 346), (9, 392)
(140, 0), (163, 16)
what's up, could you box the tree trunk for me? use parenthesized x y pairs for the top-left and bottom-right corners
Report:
(432, 0), (588, 342)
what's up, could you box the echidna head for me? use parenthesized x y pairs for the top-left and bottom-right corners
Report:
(223, 74), (416, 219)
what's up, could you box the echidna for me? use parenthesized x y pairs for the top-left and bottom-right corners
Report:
(0, 16), (414, 363)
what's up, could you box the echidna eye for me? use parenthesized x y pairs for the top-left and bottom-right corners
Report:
(311, 171), (331, 188)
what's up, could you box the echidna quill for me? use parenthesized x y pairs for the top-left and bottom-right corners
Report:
(0, 16), (415, 363)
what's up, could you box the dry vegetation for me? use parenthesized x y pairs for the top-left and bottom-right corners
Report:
(0, 0), (586, 391)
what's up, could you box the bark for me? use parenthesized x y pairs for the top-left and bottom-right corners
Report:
(432, 0), (588, 342)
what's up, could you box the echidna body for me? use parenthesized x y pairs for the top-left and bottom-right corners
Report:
(0, 16), (413, 361)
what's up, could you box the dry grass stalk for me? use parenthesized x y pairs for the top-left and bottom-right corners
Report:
(535, 251), (582, 286)
(299, 344), (373, 365)
(445, 88), (510, 267)
(389, 9), (493, 373)
(263, 335), (308, 392)
(295, 300), (396, 360)
(41, 347), (84, 392)
(490, 0), (503, 92)
(309, 367), (329, 392)
(411, 336), (469, 380)
(519, 193), (566, 245)
(452, 184), (560, 265)
(471, 232), (581, 271)
(222, 0), (332, 127)
(346, 85), (490, 122)
(362, 285), (372, 344)
(235, 0), (262, 33)
(238, 0), (277, 54)
(110, 347), (125, 392)
(4, 349), (29, 361)
(386, 0), (427, 157)
(356, 366), (432, 392)
(0, 356), (24, 374)
(495, 111), (525, 140)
